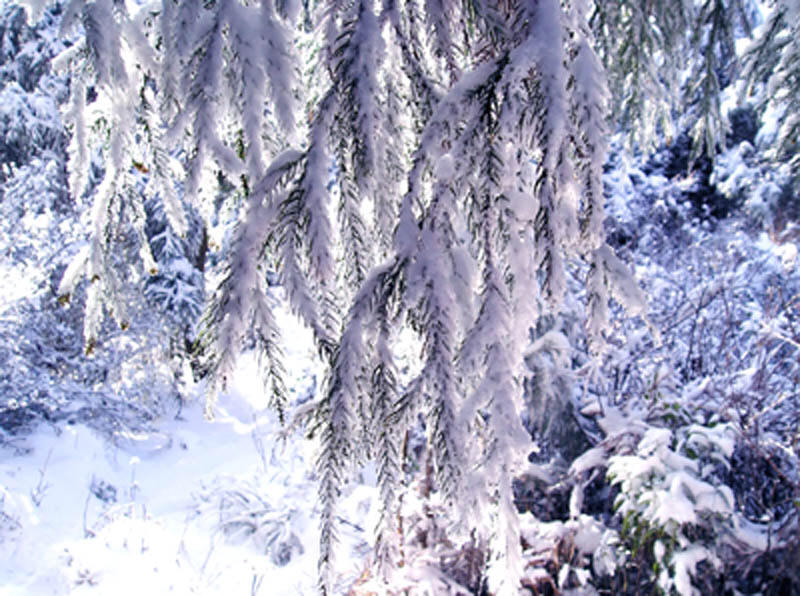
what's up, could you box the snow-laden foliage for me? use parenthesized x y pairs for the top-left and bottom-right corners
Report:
(742, 0), (800, 168)
(0, 280), (176, 441)
(507, 130), (800, 593)
(593, 0), (800, 168)
(3, 0), (799, 594)
(0, 81), (63, 170)
(195, 473), (309, 568)
(0, 3), (204, 445)
(13, 1), (635, 590)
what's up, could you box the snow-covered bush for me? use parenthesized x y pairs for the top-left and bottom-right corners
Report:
(350, 474), (492, 595)
(522, 323), (590, 464)
(713, 125), (800, 242)
(197, 475), (306, 567)
(495, 134), (800, 594)
(516, 512), (623, 594)
(0, 158), (190, 440)
(607, 424), (735, 595)
(0, 272), (186, 438)
(561, 397), (798, 594)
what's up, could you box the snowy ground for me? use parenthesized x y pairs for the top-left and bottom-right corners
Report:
(0, 305), (376, 595)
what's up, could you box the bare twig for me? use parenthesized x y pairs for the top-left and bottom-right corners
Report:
(30, 447), (53, 507)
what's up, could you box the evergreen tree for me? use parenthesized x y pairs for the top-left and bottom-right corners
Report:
(14, 0), (799, 592)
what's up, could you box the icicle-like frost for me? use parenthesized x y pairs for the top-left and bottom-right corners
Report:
(464, 254), (530, 594)
(508, 0), (573, 307)
(121, 6), (158, 75)
(203, 151), (304, 414)
(83, 276), (104, 353)
(83, 0), (127, 90)
(375, 64), (407, 254)
(372, 324), (401, 582)
(486, 465), (525, 596)
(301, 103), (336, 285)
(334, 0), (386, 188)
(424, 0), (460, 80)
(204, 195), (273, 414)
(280, 235), (323, 337)
(415, 222), (464, 502)
(141, 91), (187, 236)
(524, 0), (569, 171)
(317, 315), (366, 595)
(586, 256), (610, 351)
(183, 6), (242, 207)
(125, 183), (159, 277)
(157, 0), (180, 120)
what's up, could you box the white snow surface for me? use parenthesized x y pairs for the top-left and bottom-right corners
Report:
(0, 304), (375, 595)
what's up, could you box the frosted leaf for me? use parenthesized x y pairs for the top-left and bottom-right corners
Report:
(637, 427), (672, 455)
(51, 43), (83, 73)
(651, 476), (697, 525)
(525, 330), (570, 368)
(731, 517), (770, 551)
(598, 405), (646, 437)
(686, 423), (735, 459)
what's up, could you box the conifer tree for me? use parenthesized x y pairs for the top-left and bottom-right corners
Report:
(17, 0), (798, 592)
